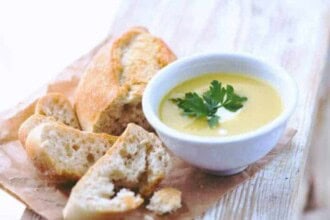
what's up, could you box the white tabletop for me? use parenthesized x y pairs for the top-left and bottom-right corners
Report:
(0, 0), (119, 219)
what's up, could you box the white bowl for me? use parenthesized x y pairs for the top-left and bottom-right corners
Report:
(142, 53), (298, 176)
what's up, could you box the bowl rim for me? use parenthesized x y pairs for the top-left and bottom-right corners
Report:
(142, 52), (298, 144)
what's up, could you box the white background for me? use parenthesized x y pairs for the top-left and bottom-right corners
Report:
(0, 0), (120, 219)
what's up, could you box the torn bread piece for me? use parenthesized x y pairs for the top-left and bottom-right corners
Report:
(105, 123), (171, 197)
(63, 183), (143, 220)
(18, 114), (56, 145)
(35, 92), (80, 129)
(146, 187), (182, 215)
(25, 122), (117, 182)
(63, 123), (170, 219)
(19, 93), (80, 145)
(74, 27), (176, 135)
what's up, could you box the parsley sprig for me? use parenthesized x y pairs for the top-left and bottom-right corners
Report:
(171, 80), (248, 128)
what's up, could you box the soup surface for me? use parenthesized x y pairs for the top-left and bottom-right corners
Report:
(159, 73), (283, 137)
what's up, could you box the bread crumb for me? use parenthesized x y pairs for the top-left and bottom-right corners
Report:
(144, 215), (154, 220)
(146, 187), (182, 215)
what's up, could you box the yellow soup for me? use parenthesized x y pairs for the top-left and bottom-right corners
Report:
(159, 73), (283, 137)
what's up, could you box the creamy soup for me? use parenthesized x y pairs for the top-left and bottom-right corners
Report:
(159, 73), (283, 137)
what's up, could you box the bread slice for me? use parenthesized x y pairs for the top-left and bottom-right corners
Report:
(63, 123), (170, 219)
(18, 114), (57, 145)
(25, 122), (117, 182)
(146, 187), (182, 215)
(35, 93), (80, 129)
(63, 186), (143, 220)
(74, 27), (176, 135)
(104, 123), (171, 197)
(19, 93), (80, 145)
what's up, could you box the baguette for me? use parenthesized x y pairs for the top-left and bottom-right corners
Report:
(19, 93), (80, 145)
(146, 187), (182, 215)
(74, 27), (176, 135)
(25, 122), (117, 182)
(63, 123), (170, 219)
(18, 114), (56, 145)
(35, 93), (80, 129)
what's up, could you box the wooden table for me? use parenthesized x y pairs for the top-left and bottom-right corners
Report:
(106, 1), (330, 219)
(10, 0), (330, 219)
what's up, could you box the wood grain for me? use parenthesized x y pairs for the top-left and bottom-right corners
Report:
(109, 0), (330, 219)
(24, 0), (330, 219)
(303, 53), (330, 218)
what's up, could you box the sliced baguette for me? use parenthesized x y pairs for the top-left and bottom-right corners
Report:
(146, 187), (182, 215)
(63, 123), (170, 219)
(35, 93), (80, 129)
(18, 114), (57, 145)
(63, 185), (143, 220)
(105, 123), (171, 196)
(74, 27), (176, 135)
(19, 93), (80, 145)
(25, 122), (117, 182)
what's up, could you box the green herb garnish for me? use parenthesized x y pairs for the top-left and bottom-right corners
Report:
(171, 80), (248, 128)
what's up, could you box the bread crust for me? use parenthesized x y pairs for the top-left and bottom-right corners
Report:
(25, 122), (117, 182)
(18, 114), (56, 145)
(105, 123), (170, 197)
(19, 93), (81, 145)
(63, 188), (143, 220)
(63, 123), (170, 219)
(74, 27), (176, 135)
(35, 92), (80, 129)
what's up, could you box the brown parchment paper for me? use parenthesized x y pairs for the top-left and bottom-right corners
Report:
(0, 36), (296, 220)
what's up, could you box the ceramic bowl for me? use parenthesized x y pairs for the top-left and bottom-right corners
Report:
(142, 53), (298, 176)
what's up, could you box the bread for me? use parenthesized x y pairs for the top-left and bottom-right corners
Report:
(146, 187), (182, 215)
(25, 122), (117, 182)
(63, 187), (143, 220)
(74, 27), (176, 135)
(105, 123), (170, 197)
(35, 93), (80, 129)
(18, 114), (56, 145)
(63, 123), (170, 219)
(19, 93), (80, 145)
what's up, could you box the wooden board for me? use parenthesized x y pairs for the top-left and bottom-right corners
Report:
(24, 0), (330, 219)
(303, 53), (330, 219)
(109, 1), (330, 219)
